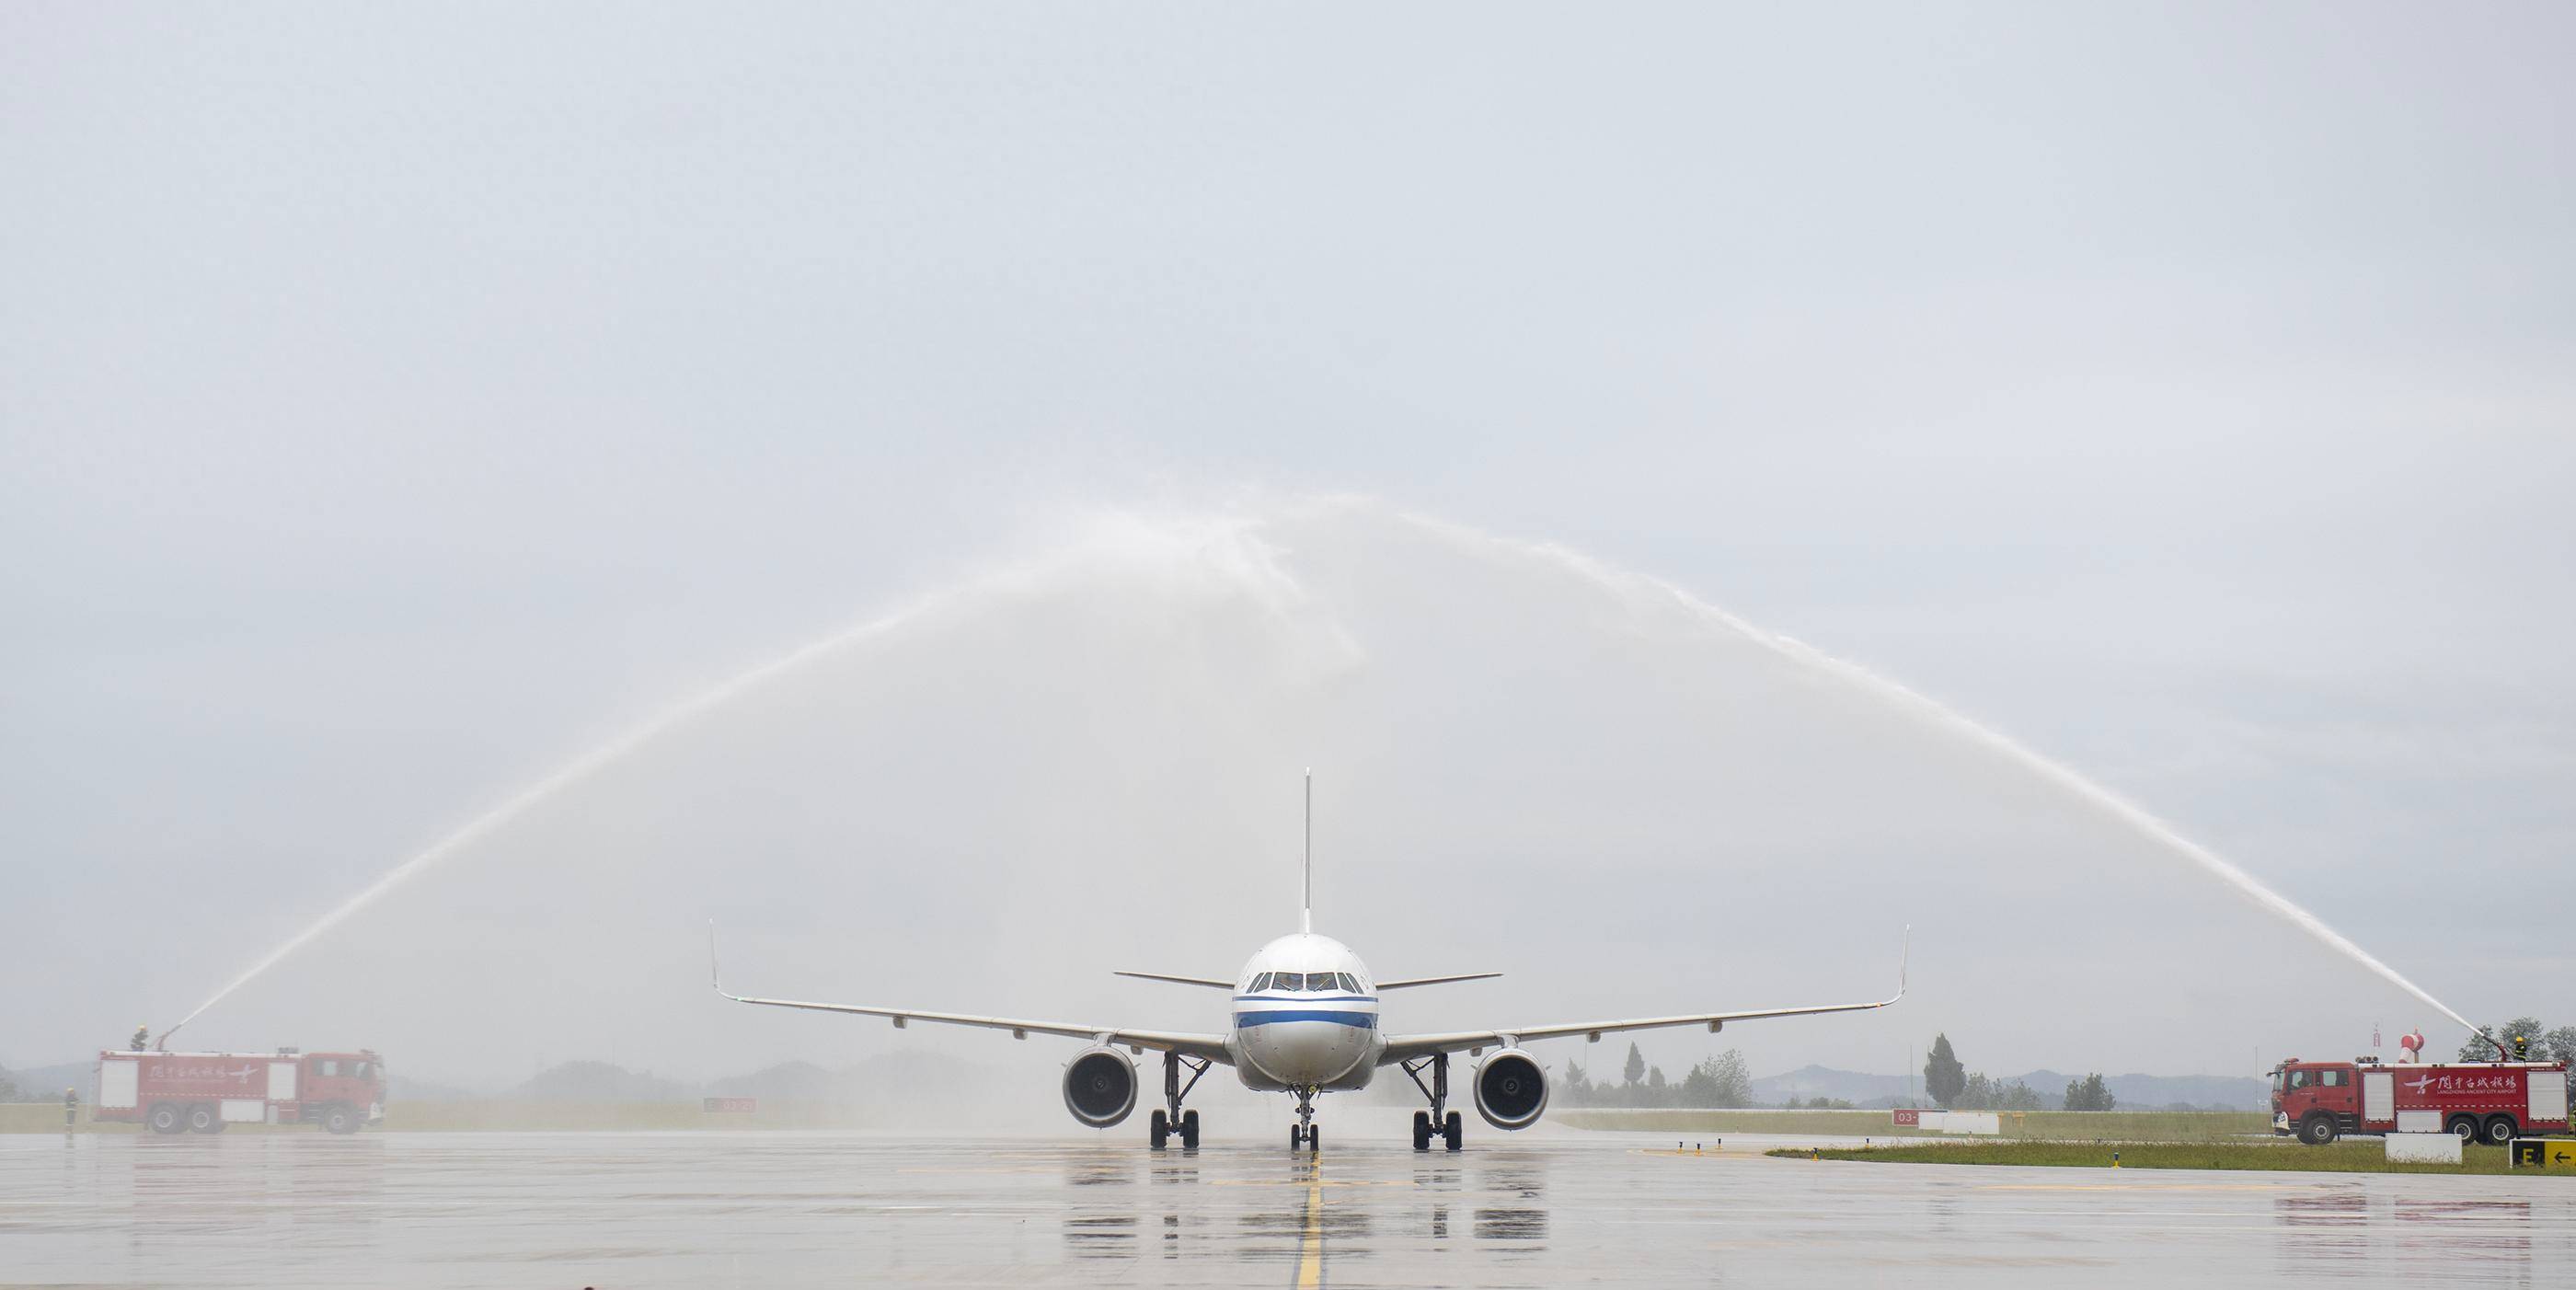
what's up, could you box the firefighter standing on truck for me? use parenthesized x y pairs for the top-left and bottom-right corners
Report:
(130, 1025), (149, 1053)
(2514, 1034), (2531, 1061)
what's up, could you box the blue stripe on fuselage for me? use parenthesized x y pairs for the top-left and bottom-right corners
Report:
(1233, 995), (1376, 1004)
(1234, 1010), (1377, 1030)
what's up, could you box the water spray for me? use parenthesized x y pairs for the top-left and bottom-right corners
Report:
(161, 500), (2485, 1050)
(152, 566), (1047, 1046)
(1397, 509), (2487, 1039)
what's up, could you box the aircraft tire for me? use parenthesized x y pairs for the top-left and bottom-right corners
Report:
(1150, 1110), (1169, 1149)
(1179, 1110), (1200, 1149)
(1443, 1111), (1464, 1151)
(1412, 1111), (1431, 1150)
(1289, 1124), (1301, 1150)
(1310, 1126), (1321, 1152)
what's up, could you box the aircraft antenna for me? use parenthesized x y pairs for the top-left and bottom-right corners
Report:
(1302, 768), (1313, 934)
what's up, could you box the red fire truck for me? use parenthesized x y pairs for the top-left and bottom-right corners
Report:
(93, 1049), (388, 1135)
(2271, 1055), (2571, 1146)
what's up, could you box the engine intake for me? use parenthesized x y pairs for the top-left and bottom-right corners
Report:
(1062, 1048), (1137, 1128)
(1473, 1049), (1548, 1130)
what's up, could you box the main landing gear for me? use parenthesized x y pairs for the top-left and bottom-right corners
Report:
(1291, 1088), (1321, 1152)
(1402, 1054), (1464, 1152)
(1149, 1052), (1210, 1150)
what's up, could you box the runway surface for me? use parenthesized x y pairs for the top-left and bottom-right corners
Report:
(7, 1122), (2575, 1287)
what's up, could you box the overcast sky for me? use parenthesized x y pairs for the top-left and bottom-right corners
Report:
(4, 4), (2570, 1083)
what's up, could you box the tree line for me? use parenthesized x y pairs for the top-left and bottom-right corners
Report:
(1556, 1045), (1761, 1108)
(2455, 1018), (2575, 1062)
(1924, 1033), (2118, 1112)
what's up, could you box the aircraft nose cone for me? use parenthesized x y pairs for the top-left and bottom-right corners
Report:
(1249, 1018), (1367, 1085)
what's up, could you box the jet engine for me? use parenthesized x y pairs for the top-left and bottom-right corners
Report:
(1062, 1047), (1138, 1128)
(1473, 1049), (1549, 1130)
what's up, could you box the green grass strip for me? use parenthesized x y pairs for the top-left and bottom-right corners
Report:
(1765, 1140), (2572, 1176)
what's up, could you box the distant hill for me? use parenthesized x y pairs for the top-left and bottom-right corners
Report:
(512, 1061), (694, 1102)
(2014, 1070), (2267, 1111)
(705, 1060), (846, 1102)
(388, 1073), (493, 1102)
(1752, 1065), (1914, 1107)
(2, 1061), (97, 1101)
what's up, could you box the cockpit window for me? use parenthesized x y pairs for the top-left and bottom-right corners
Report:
(1340, 973), (1362, 993)
(1271, 973), (1302, 991)
(1247, 973), (1269, 991)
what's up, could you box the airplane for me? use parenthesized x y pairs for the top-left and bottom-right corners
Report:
(710, 774), (1907, 1152)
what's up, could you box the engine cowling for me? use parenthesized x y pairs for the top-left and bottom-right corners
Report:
(1473, 1049), (1549, 1130)
(1062, 1048), (1138, 1128)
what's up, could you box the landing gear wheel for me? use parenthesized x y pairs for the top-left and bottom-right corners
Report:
(1309, 1126), (1321, 1152)
(1412, 1111), (1432, 1151)
(2296, 1114), (2337, 1146)
(147, 1103), (185, 1135)
(2446, 1115), (2478, 1143)
(1150, 1110), (1170, 1149)
(185, 1104), (221, 1135)
(1443, 1111), (1463, 1151)
(1179, 1110), (1200, 1149)
(1290, 1124), (1303, 1150)
(2483, 1115), (2518, 1146)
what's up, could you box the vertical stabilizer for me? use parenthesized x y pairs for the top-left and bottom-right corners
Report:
(1302, 769), (1313, 934)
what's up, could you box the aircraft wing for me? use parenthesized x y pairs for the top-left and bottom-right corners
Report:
(1377, 929), (1906, 1065)
(709, 928), (1231, 1064)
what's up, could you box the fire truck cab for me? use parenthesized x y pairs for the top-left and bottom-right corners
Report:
(2271, 1055), (2571, 1146)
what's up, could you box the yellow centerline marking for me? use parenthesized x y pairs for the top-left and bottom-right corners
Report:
(1295, 1176), (1323, 1290)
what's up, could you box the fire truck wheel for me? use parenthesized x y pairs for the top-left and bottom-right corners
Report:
(147, 1103), (186, 1135)
(2482, 1115), (2518, 1146)
(2296, 1114), (2337, 1146)
(185, 1104), (221, 1134)
(2445, 1115), (2478, 1142)
(322, 1103), (358, 1135)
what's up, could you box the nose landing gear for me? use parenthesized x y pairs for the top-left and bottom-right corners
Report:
(1150, 1053), (1210, 1149)
(1291, 1088), (1321, 1151)
(1401, 1054), (1464, 1152)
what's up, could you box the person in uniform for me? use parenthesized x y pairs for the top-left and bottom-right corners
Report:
(2513, 1033), (2530, 1061)
(63, 1087), (78, 1128)
(130, 1025), (149, 1053)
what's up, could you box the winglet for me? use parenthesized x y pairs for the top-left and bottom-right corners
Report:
(1896, 925), (1911, 1001)
(707, 920), (742, 1001)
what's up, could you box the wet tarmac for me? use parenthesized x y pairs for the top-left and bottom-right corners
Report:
(7, 1119), (2575, 1287)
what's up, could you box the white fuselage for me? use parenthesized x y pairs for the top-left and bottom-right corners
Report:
(1225, 932), (1383, 1091)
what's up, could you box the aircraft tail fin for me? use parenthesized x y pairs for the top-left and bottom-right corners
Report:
(1302, 768), (1313, 934)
